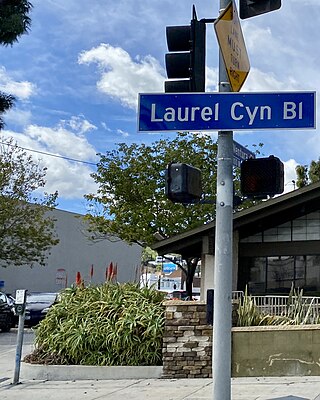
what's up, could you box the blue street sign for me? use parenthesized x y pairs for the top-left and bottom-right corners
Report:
(233, 140), (255, 167)
(138, 92), (316, 132)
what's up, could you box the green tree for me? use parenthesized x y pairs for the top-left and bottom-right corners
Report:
(0, 93), (14, 129)
(296, 159), (320, 188)
(0, 0), (33, 126)
(86, 132), (218, 245)
(0, 138), (58, 267)
(0, 0), (32, 46)
(141, 247), (157, 266)
(86, 132), (254, 298)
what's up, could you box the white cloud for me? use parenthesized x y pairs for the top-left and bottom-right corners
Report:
(78, 44), (165, 109)
(23, 124), (96, 161)
(283, 159), (299, 193)
(243, 68), (299, 92)
(60, 115), (97, 135)
(4, 108), (32, 126)
(244, 25), (299, 64)
(291, 0), (320, 5)
(2, 116), (98, 199)
(0, 67), (36, 100)
(242, 15), (320, 93)
(116, 129), (129, 138)
(101, 122), (111, 131)
(206, 67), (218, 92)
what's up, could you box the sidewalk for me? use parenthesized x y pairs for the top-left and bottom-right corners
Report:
(1, 376), (320, 400)
(1, 330), (320, 400)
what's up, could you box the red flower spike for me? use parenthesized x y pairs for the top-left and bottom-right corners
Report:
(75, 271), (82, 286)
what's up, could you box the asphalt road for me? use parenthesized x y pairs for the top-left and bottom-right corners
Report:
(0, 328), (35, 384)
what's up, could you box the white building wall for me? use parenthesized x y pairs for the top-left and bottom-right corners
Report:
(0, 208), (142, 294)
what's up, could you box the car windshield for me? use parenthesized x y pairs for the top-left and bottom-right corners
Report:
(27, 293), (57, 304)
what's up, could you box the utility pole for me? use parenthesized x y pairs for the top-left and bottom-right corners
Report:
(140, 2), (283, 396)
(212, 0), (234, 398)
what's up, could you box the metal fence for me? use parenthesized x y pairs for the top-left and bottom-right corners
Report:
(252, 295), (320, 319)
(233, 292), (320, 324)
(232, 291), (244, 301)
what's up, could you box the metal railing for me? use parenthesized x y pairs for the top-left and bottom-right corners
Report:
(232, 293), (320, 324)
(232, 291), (244, 301)
(252, 295), (320, 319)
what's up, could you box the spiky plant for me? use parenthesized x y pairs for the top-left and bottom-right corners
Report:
(237, 285), (320, 327)
(25, 283), (165, 366)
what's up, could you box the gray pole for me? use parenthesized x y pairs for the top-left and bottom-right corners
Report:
(13, 310), (26, 385)
(212, 0), (234, 398)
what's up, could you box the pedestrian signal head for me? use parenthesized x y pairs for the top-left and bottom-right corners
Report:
(241, 156), (284, 197)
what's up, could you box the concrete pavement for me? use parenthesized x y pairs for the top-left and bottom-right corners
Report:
(1, 329), (320, 399)
(1, 376), (320, 399)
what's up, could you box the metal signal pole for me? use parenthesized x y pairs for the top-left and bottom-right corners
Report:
(212, 0), (234, 398)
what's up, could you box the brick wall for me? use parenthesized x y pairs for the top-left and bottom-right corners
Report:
(162, 300), (212, 379)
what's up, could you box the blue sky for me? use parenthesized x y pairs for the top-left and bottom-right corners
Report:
(0, 0), (319, 214)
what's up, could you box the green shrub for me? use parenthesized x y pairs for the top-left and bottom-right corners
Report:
(236, 287), (289, 327)
(26, 283), (165, 366)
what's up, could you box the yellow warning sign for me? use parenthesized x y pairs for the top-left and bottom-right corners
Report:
(214, 0), (250, 92)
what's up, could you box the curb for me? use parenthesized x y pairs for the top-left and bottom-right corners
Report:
(20, 362), (163, 381)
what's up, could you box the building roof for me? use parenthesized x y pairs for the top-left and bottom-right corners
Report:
(151, 182), (320, 258)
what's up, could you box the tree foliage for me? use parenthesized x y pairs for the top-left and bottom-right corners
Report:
(86, 132), (246, 299)
(0, 0), (32, 46)
(0, 0), (33, 128)
(85, 133), (259, 298)
(0, 3), (57, 267)
(0, 138), (58, 267)
(0, 92), (15, 129)
(296, 159), (320, 188)
(86, 132), (219, 247)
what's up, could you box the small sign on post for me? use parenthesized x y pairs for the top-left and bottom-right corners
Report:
(233, 140), (255, 167)
(15, 289), (27, 305)
(13, 289), (27, 385)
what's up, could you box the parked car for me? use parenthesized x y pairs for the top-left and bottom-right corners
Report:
(0, 292), (15, 332)
(25, 292), (58, 327)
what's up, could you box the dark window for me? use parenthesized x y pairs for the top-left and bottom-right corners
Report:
(239, 255), (320, 295)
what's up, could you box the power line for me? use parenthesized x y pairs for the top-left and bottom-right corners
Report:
(0, 141), (97, 166)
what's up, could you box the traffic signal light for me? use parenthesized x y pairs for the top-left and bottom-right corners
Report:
(240, 0), (281, 19)
(165, 6), (206, 93)
(240, 156), (284, 197)
(165, 163), (202, 203)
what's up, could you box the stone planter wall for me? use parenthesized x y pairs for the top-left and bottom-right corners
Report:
(162, 301), (212, 378)
(162, 301), (320, 379)
(232, 324), (320, 377)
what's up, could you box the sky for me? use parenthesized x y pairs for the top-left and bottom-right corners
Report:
(0, 0), (319, 214)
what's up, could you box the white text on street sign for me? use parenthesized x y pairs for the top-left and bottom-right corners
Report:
(233, 140), (255, 167)
(138, 92), (316, 132)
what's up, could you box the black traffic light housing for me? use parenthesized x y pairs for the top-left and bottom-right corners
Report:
(240, 0), (281, 19)
(240, 156), (284, 197)
(166, 163), (202, 203)
(165, 5), (206, 93)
